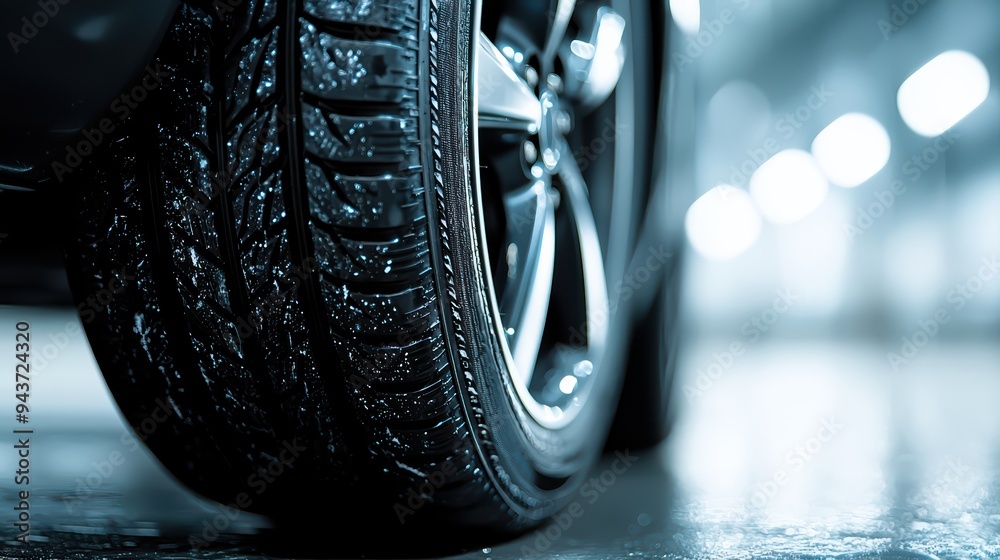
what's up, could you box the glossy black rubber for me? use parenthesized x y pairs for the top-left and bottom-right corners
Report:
(607, 242), (683, 450)
(0, 0), (177, 189)
(60, 0), (637, 545)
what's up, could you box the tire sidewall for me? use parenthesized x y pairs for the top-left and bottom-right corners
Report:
(432, 0), (647, 521)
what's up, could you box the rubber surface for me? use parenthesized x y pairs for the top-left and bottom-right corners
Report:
(62, 0), (528, 539)
(58, 0), (667, 545)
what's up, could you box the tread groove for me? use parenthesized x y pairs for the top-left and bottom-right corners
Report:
(207, 8), (273, 415)
(60, 0), (551, 536)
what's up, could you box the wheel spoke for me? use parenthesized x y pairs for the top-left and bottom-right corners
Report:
(500, 180), (557, 388)
(542, 0), (577, 74)
(477, 33), (542, 132)
(555, 139), (609, 352)
(562, 8), (627, 110)
(475, 3), (623, 427)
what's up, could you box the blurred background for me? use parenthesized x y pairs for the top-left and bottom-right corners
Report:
(1, 0), (999, 557)
(666, 0), (1000, 556)
(679, 0), (999, 339)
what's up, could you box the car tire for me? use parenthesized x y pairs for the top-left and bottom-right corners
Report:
(61, 0), (661, 543)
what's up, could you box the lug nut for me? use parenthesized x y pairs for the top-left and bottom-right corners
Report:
(523, 141), (538, 164)
(546, 74), (563, 94)
(525, 66), (539, 89)
(548, 187), (562, 210)
(542, 147), (560, 172)
(557, 111), (572, 135)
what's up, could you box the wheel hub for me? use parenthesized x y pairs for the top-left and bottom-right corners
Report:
(473, 1), (627, 429)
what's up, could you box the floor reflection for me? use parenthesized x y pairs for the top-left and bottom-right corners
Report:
(467, 338), (1000, 559)
(1, 307), (999, 558)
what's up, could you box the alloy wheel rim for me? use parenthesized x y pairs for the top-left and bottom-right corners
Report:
(471, 0), (629, 429)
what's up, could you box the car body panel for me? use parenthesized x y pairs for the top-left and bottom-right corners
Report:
(0, 0), (178, 190)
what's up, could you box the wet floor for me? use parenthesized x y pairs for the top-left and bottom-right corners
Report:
(2, 308), (999, 559)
